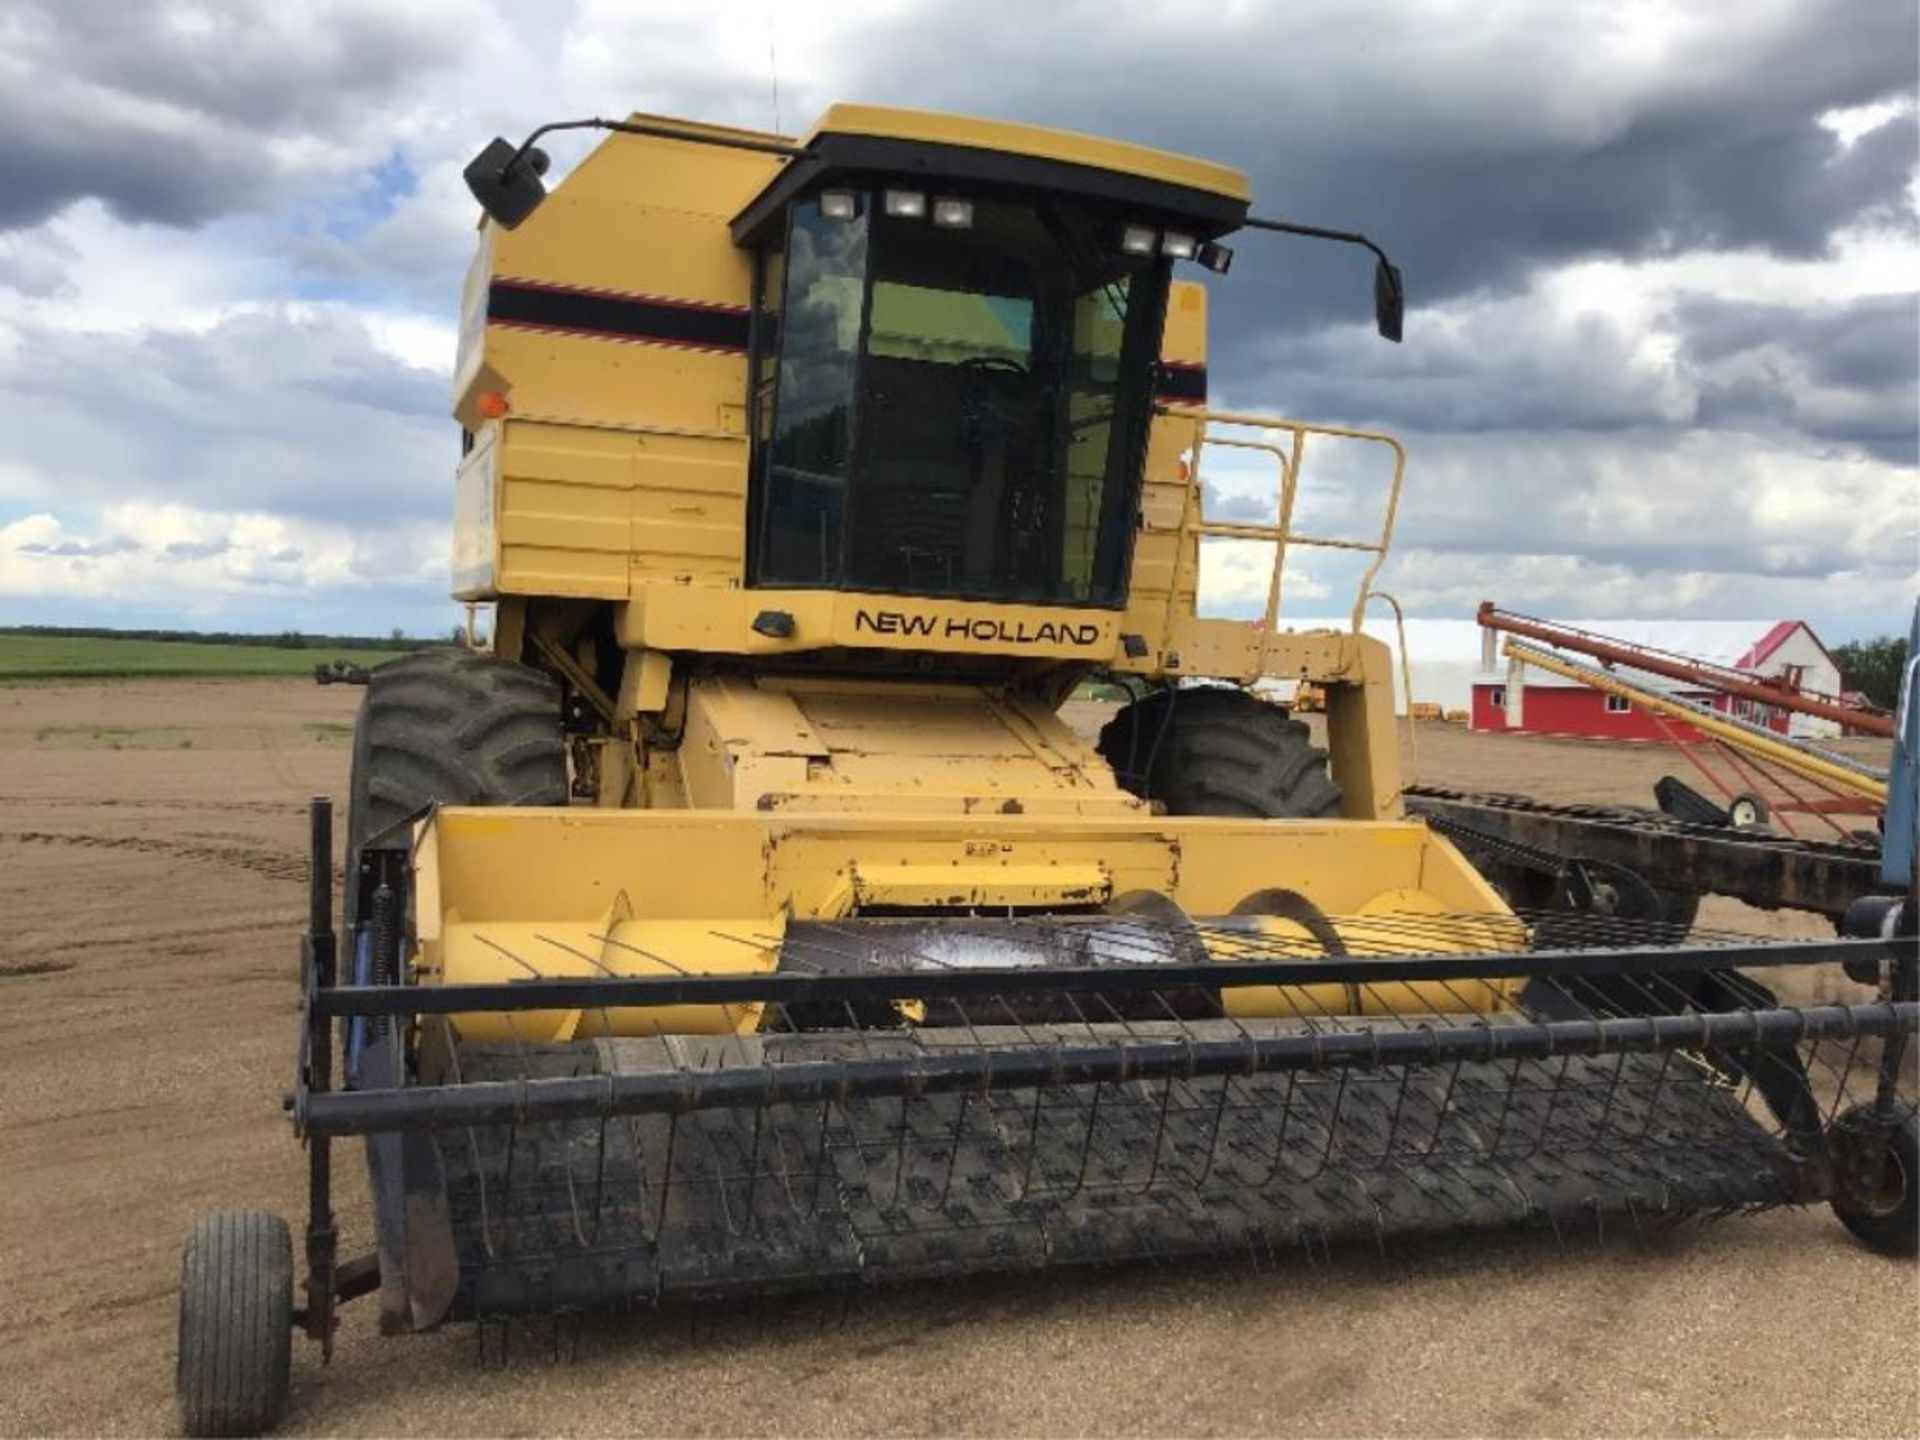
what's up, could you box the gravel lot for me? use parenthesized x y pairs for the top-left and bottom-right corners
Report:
(1, 679), (1912, 1437)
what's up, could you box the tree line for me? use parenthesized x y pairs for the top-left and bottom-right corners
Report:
(1834, 635), (1911, 711)
(0, 625), (440, 652)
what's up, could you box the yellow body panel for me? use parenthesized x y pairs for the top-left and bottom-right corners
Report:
(420, 809), (1507, 924)
(672, 673), (1144, 815)
(446, 111), (1399, 716)
(414, 806), (1520, 1038)
(804, 104), (1250, 204)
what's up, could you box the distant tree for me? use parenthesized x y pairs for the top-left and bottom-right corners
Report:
(390, 627), (406, 643)
(274, 630), (306, 650)
(450, 624), (466, 644)
(1833, 635), (1909, 710)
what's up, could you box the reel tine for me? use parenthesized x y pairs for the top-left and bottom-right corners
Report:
(651, 1111), (680, 1244)
(809, 1097), (835, 1216)
(737, 1099), (767, 1237)
(409, 910), (1913, 1320)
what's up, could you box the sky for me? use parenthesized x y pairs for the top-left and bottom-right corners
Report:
(0, 0), (1914, 642)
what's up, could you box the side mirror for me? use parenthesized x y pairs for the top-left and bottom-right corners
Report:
(1373, 258), (1405, 343)
(463, 138), (551, 230)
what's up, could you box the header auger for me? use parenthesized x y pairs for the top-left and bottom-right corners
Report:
(175, 104), (1916, 1436)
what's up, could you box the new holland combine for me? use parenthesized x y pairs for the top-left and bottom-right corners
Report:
(175, 105), (1917, 1435)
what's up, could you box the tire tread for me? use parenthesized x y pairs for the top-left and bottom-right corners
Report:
(346, 649), (567, 883)
(176, 1210), (292, 1437)
(1098, 687), (1343, 820)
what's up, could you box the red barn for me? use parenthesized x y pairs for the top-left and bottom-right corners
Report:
(1470, 620), (1838, 741)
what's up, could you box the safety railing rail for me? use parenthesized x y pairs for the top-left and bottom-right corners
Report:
(1159, 409), (1407, 648)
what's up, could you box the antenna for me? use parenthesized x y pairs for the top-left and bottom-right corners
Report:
(766, 11), (782, 134)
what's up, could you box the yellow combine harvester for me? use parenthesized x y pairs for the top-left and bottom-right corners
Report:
(175, 105), (1916, 1435)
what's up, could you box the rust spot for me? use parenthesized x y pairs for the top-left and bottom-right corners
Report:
(1000, 798), (1024, 814)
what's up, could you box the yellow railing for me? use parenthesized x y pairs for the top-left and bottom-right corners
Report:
(1164, 410), (1406, 656)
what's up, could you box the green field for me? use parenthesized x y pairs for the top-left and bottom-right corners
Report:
(0, 633), (410, 680)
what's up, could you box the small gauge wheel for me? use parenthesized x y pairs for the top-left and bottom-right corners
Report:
(1828, 1102), (1919, 1257)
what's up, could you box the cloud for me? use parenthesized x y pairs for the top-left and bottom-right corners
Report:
(17, 533), (141, 557)
(818, 0), (1919, 337)
(0, 0), (1911, 643)
(0, 503), (451, 630)
(1682, 291), (1919, 462)
(0, 0), (470, 231)
(1234, 265), (1918, 463)
(0, 306), (452, 523)
(163, 537), (233, 559)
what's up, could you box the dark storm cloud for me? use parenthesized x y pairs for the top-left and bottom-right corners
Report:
(828, 0), (1916, 339)
(1220, 284), (1917, 472)
(1235, 300), (1684, 435)
(1681, 293), (1919, 379)
(1681, 292), (1920, 462)
(0, 0), (464, 231)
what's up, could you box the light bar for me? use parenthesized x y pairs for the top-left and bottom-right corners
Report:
(820, 189), (858, 220)
(1161, 232), (1197, 259)
(931, 197), (974, 229)
(1120, 224), (1158, 256)
(884, 189), (926, 218)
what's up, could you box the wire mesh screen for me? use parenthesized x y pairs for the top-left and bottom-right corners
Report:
(312, 911), (1918, 1317)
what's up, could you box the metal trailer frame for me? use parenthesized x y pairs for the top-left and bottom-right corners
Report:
(1405, 785), (1891, 923)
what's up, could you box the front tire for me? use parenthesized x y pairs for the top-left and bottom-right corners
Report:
(1097, 687), (1342, 819)
(176, 1211), (293, 1437)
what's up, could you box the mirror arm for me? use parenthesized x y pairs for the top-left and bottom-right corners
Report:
(501, 117), (811, 177)
(1242, 214), (1393, 271)
(1243, 213), (1404, 342)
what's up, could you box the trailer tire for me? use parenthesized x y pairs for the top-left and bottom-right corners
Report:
(1098, 687), (1342, 819)
(176, 1210), (293, 1438)
(346, 648), (567, 920)
(1654, 885), (1700, 934)
(1829, 1102), (1920, 1257)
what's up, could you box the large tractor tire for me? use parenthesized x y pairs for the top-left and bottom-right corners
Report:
(1097, 686), (1342, 819)
(346, 649), (567, 915)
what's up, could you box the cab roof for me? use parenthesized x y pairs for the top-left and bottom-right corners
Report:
(730, 103), (1251, 246)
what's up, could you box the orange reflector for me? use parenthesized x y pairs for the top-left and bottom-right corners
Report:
(1176, 458), (1190, 481)
(476, 390), (510, 419)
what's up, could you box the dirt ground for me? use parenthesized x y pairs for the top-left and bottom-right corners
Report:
(1, 679), (1913, 1438)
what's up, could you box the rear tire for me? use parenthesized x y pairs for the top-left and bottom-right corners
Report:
(1728, 791), (1769, 828)
(176, 1211), (293, 1438)
(346, 648), (567, 919)
(1097, 687), (1342, 819)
